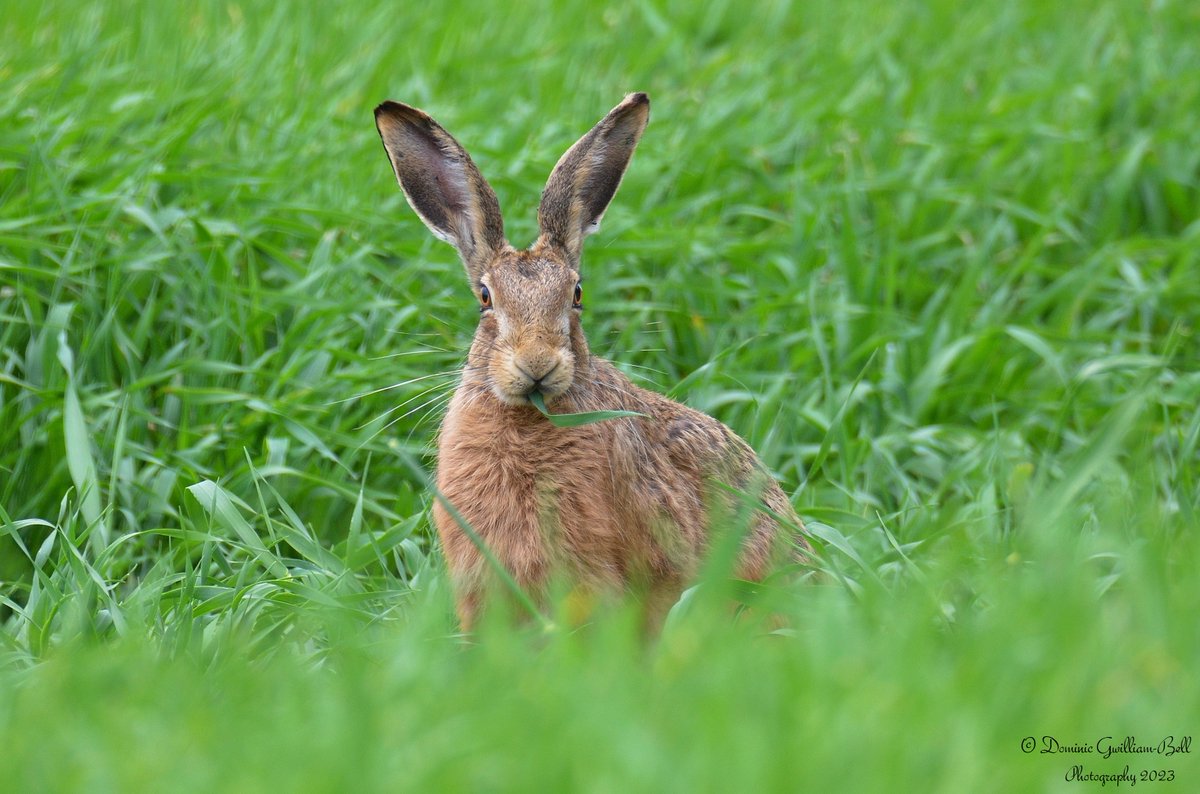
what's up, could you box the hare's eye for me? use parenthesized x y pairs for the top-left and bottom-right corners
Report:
(572, 283), (583, 308)
(479, 285), (492, 310)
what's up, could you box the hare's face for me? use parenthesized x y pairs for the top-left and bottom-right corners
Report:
(475, 248), (584, 405)
(375, 93), (649, 402)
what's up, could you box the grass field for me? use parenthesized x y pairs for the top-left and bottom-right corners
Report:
(2, 0), (1199, 790)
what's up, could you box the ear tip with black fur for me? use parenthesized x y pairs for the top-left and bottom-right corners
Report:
(374, 100), (426, 125)
(624, 92), (649, 107)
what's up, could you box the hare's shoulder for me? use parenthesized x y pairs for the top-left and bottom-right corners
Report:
(586, 358), (750, 473)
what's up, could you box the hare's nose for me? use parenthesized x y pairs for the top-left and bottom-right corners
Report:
(515, 358), (560, 387)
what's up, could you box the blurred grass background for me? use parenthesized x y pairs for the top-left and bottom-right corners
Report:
(1, 0), (1198, 790)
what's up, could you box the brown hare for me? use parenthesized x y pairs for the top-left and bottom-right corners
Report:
(374, 93), (805, 629)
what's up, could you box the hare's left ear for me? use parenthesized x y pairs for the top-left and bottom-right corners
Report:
(537, 93), (650, 265)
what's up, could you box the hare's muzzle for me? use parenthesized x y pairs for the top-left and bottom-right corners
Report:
(514, 357), (560, 387)
(508, 347), (573, 398)
(492, 344), (574, 404)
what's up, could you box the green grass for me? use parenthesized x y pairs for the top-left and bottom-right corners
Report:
(2, 0), (1199, 790)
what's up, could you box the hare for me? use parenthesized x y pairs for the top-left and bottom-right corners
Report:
(374, 93), (805, 629)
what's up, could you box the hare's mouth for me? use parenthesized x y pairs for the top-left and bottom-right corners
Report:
(492, 358), (572, 405)
(491, 382), (569, 406)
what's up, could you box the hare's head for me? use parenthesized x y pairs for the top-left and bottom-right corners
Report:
(375, 94), (649, 405)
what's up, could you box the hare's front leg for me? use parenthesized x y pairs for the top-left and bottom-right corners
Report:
(432, 500), (551, 630)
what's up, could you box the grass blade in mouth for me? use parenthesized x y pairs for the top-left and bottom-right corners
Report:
(528, 391), (647, 427)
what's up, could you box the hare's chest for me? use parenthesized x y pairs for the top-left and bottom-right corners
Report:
(434, 401), (632, 580)
(436, 405), (600, 497)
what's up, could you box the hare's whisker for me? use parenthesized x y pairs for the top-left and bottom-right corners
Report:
(406, 392), (455, 442)
(355, 381), (455, 430)
(574, 375), (645, 405)
(378, 391), (455, 435)
(368, 347), (454, 360)
(621, 371), (664, 387)
(352, 389), (454, 452)
(327, 370), (462, 405)
(618, 362), (668, 375)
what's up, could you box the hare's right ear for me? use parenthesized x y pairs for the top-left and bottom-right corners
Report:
(537, 93), (650, 266)
(375, 102), (507, 280)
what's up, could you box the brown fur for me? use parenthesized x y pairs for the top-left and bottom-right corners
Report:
(375, 94), (806, 629)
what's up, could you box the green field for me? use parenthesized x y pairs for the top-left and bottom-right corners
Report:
(2, 0), (1198, 790)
